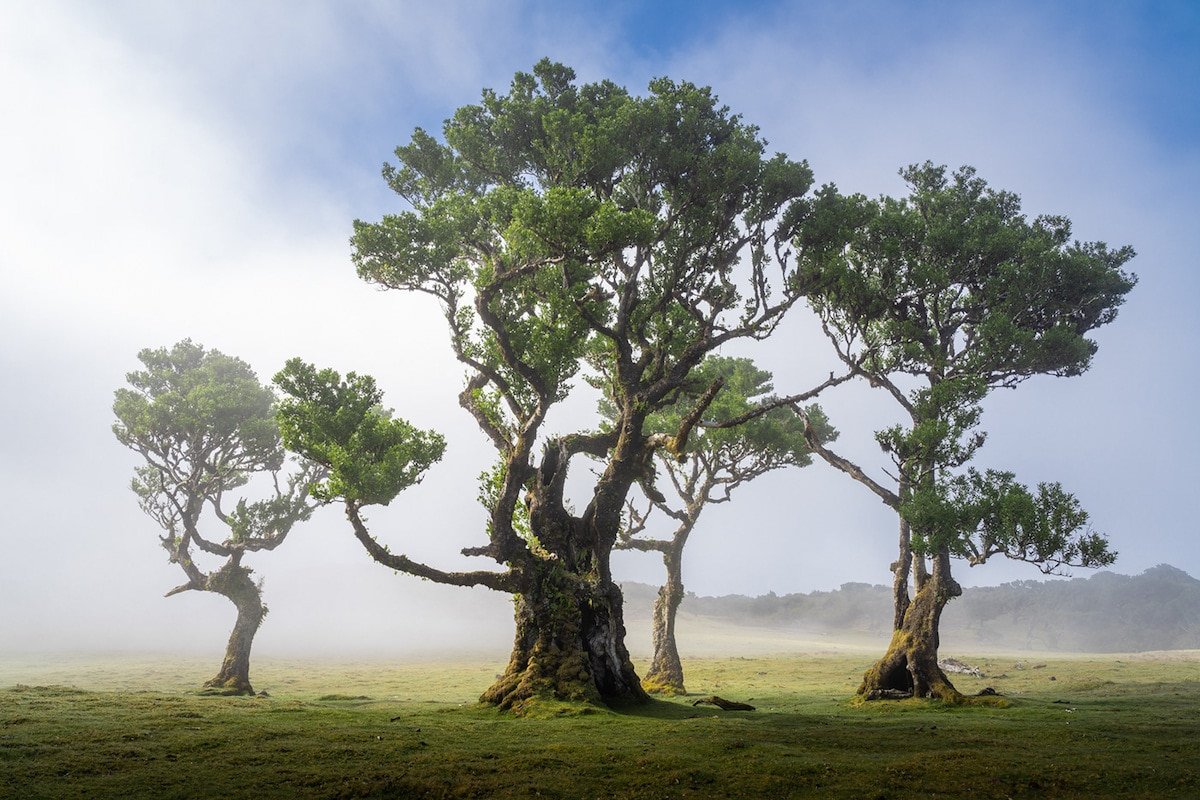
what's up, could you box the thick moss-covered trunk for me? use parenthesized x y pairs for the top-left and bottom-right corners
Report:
(480, 564), (645, 712)
(203, 563), (265, 696)
(859, 552), (963, 701)
(643, 547), (686, 695)
(480, 427), (653, 712)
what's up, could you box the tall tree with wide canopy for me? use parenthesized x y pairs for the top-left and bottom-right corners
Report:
(794, 163), (1136, 699)
(278, 61), (850, 711)
(113, 340), (320, 695)
(616, 355), (834, 694)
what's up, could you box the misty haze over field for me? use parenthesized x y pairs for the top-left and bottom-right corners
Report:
(1, 3), (1197, 663)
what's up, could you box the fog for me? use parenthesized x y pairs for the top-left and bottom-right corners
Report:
(1, 2), (1197, 660)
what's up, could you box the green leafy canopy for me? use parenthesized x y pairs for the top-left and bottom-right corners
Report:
(351, 59), (822, 436)
(113, 339), (282, 499)
(274, 359), (445, 506)
(904, 469), (1115, 574)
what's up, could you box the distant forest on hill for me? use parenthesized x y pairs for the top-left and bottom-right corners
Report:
(621, 565), (1200, 653)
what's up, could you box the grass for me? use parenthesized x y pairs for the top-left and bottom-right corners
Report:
(1, 651), (1197, 798)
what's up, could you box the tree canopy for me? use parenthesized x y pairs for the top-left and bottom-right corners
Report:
(798, 162), (1135, 571)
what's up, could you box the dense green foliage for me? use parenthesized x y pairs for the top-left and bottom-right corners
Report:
(3, 653), (1197, 799)
(112, 340), (317, 560)
(113, 340), (282, 519)
(799, 163), (1135, 570)
(347, 59), (836, 571)
(907, 468), (1113, 573)
(274, 359), (445, 507)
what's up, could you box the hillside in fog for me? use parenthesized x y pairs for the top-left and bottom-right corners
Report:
(623, 565), (1200, 653)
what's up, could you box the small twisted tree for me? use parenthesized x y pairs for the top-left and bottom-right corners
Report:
(113, 340), (321, 695)
(615, 355), (834, 694)
(795, 164), (1135, 699)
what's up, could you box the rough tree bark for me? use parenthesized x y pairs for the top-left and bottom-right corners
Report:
(166, 541), (269, 696)
(339, 428), (653, 712)
(481, 564), (643, 710)
(858, 548), (963, 701)
(480, 430), (650, 711)
(202, 562), (266, 695)
(643, 548), (687, 695)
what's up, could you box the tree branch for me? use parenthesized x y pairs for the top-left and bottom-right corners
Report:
(794, 406), (900, 509)
(700, 369), (855, 431)
(345, 502), (517, 592)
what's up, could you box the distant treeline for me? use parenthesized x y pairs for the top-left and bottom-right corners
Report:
(622, 565), (1200, 653)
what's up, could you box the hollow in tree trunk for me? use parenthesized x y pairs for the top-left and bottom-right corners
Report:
(202, 562), (265, 695)
(858, 549), (963, 701)
(480, 561), (645, 712)
(642, 547), (686, 695)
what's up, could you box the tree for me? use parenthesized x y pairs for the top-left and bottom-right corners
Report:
(277, 60), (850, 711)
(794, 163), (1135, 699)
(112, 340), (320, 695)
(615, 355), (834, 694)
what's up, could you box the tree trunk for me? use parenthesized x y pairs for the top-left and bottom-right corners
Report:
(643, 546), (686, 694)
(859, 549), (963, 701)
(202, 563), (265, 695)
(891, 478), (912, 630)
(480, 562), (646, 712)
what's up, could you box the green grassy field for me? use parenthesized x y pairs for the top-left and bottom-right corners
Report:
(1, 650), (1197, 799)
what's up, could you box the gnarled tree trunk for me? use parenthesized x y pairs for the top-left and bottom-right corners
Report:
(480, 562), (644, 712)
(643, 546), (686, 694)
(859, 549), (963, 701)
(202, 562), (265, 695)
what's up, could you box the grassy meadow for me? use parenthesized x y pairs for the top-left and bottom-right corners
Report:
(1, 648), (1198, 799)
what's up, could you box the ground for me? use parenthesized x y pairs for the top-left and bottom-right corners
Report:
(1, 649), (1197, 799)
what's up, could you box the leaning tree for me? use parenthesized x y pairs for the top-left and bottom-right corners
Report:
(615, 355), (834, 694)
(276, 60), (852, 711)
(794, 163), (1136, 699)
(113, 340), (320, 695)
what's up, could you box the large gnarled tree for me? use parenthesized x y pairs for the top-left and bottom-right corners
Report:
(113, 340), (320, 695)
(616, 356), (833, 694)
(277, 61), (850, 711)
(795, 164), (1135, 699)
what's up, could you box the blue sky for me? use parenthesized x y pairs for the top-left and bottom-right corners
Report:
(1, 1), (1197, 655)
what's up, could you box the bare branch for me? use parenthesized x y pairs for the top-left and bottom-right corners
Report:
(163, 581), (198, 598)
(345, 502), (517, 592)
(795, 406), (900, 509)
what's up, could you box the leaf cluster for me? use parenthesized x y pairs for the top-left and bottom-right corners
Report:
(113, 340), (320, 568)
(274, 359), (446, 506)
(903, 469), (1115, 574)
(352, 60), (819, 448)
(649, 356), (830, 467)
(113, 339), (283, 499)
(801, 163), (1137, 386)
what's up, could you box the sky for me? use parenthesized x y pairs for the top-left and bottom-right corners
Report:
(1, 0), (1197, 659)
